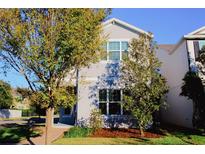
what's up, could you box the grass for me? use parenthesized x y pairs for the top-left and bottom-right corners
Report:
(52, 128), (205, 145)
(0, 126), (41, 144)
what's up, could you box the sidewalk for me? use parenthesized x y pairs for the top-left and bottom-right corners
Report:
(20, 126), (69, 145)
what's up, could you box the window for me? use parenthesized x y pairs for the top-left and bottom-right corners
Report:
(193, 40), (205, 59)
(109, 41), (120, 60)
(102, 43), (107, 60)
(99, 89), (122, 115)
(99, 89), (107, 101)
(102, 41), (129, 61)
(109, 89), (121, 101)
(121, 41), (129, 60)
(199, 40), (205, 50)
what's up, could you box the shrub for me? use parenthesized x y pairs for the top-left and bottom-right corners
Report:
(89, 108), (103, 132)
(180, 71), (205, 129)
(64, 127), (92, 138)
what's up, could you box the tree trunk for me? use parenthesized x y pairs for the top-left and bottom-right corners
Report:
(45, 107), (54, 145)
(139, 126), (145, 137)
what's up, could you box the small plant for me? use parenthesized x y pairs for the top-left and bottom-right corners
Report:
(64, 127), (92, 138)
(89, 108), (103, 132)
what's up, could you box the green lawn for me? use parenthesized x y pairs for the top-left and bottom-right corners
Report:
(0, 126), (41, 144)
(53, 130), (205, 145)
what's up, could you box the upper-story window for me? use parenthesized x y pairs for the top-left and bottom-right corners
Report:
(102, 41), (129, 61)
(193, 40), (205, 59)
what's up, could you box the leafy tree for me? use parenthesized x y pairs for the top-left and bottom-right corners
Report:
(181, 44), (205, 130)
(16, 87), (32, 100)
(180, 71), (205, 129)
(0, 80), (13, 109)
(16, 87), (45, 117)
(195, 45), (205, 84)
(0, 9), (110, 144)
(121, 34), (168, 136)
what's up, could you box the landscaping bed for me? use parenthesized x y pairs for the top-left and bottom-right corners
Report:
(90, 128), (162, 138)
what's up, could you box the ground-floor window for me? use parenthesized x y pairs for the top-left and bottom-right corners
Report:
(99, 89), (123, 115)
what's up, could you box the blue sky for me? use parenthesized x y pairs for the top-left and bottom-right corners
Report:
(1, 8), (205, 88)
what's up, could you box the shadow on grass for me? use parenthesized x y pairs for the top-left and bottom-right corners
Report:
(0, 123), (41, 145)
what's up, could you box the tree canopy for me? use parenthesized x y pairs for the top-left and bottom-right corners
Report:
(0, 8), (110, 109)
(0, 80), (13, 109)
(121, 34), (168, 136)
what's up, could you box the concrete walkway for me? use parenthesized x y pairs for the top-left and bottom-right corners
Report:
(20, 126), (70, 145)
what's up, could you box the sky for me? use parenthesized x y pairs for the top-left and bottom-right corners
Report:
(1, 8), (205, 88)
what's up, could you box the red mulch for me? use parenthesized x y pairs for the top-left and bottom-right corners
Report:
(90, 128), (162, 138)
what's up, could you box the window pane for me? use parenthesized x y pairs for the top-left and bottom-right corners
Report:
(109, 103), (121, 115)
(99, 89), (107, 101)
(109, 51), (120, 60)
(109, 90), (121, 101)
(121, 41), (128, 51)
(99, 103), (107, 115)
(101, 43), (107, 60)
(102, 42), (107, 50)
(109, 42), (120, 50)
(102, 50), (107, 60)
(199, 40), (205, 50)
(122, 51), (128, 60)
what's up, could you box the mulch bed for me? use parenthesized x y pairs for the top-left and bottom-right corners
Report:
(90, 128), (162, 138)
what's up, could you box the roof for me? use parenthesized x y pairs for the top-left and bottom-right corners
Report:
(170, 26), (205, 54)
(186, 26), (205, 36)
(158, 44), (176, 54)
(103, 18), (153, 37)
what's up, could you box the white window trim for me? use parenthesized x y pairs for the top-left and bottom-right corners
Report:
(101, 39), (130, 62)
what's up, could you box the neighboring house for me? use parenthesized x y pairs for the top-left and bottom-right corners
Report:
(59, 18), (205, 128)
(157, 26), (205, 128)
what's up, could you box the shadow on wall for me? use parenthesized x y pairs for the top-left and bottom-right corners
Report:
(86, 62), (137, 128)
(88, 62), (122, 108)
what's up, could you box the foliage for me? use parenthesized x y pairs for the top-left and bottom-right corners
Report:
(16, 87), (32, 100)
(64, 126), (92, 138)
(0, 80), (13, 109)
(89, 108), (103, 132)
(0, 9), (110, 110)
(180, 71), (205, 129)
(121, 34), (168, 136)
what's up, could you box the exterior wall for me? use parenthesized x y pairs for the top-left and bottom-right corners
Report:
(102, 22), (140, 40)
(157, 41), (193, 128)
(0, 109), (22, 118)
(76, 22), (141, 127)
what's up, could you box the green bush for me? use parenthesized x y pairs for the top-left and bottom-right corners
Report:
(64, 127), (92, 138)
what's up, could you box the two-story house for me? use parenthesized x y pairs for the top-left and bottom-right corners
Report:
(59, 18), (152, 127)
(59, 18), (205, 129)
